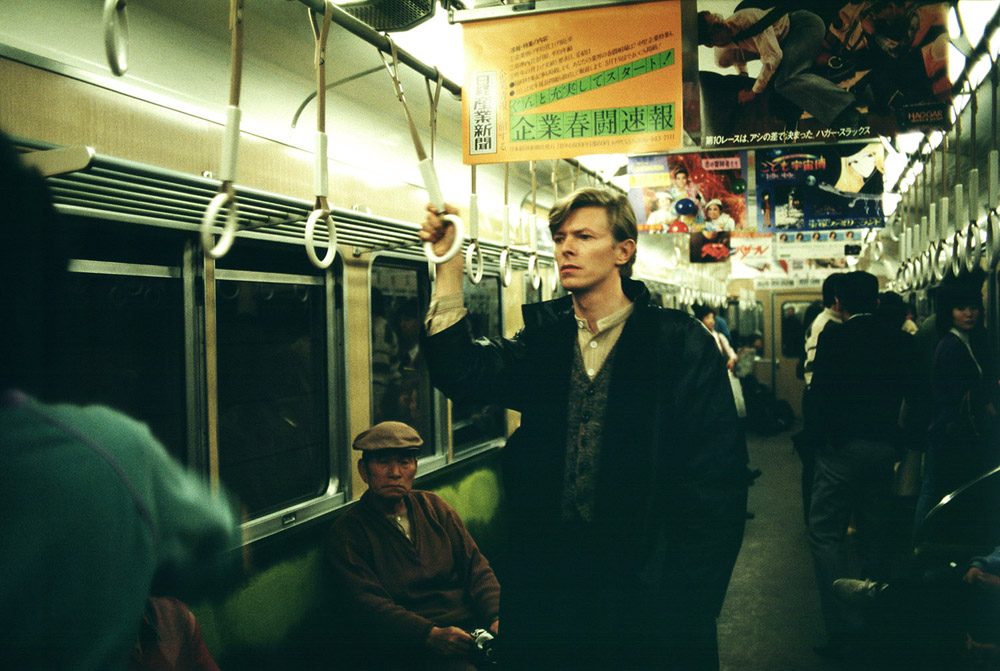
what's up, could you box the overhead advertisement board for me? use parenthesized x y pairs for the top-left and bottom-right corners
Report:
(462, 1), (684, 164)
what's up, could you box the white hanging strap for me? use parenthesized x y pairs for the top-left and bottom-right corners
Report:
(200, 0), (244, 260)
(527, 160), (541, 290)
(377, 36), (463, 264)
(465, 165), (485, 284)
(304, 1), (337, 270)
(499, 163), (513, 287)
(103, 0), (128, 76)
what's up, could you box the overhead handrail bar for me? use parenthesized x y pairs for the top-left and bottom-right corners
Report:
(297, 0), (461, 97)
(498, 164), (513, 287)
(103, 0), (129, 76)
(304, 0), (338, 269)
(377, 36), (463, 264)
(527, 160), (541, 290)
(465, 165), (485, 284)
(199, 0), (245, 259)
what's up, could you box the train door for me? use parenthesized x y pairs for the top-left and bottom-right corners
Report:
(770, 291), (821, 419)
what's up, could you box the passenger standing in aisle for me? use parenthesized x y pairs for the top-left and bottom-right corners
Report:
(797, 273), (844, 524)
(0, 130), (241, 670)
(807, 271), (915, 659)
(914, 274), (999, 532)
(419, 188), (748, 670)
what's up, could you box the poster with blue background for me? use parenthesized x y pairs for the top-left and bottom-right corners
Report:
(756, 141), (886, 233)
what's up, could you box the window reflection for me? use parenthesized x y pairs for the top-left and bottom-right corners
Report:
(53, 270), (187, 464)
(370, 261), (435, 455)
(780, 301), (812, 359)
(452, 276), (505, 452)
(216, 280), (329, 517)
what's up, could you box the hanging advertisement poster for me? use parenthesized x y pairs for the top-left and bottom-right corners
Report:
(756, 141), (886, 233)
(774, 229), (867, 260)
(692, 0), (950, 148)
(628, 151), (750, 264)
(730, 232), (774, 272)
(462, 2), (684, 164)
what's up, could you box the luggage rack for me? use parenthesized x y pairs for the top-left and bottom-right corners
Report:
(17, 137), (546, 271)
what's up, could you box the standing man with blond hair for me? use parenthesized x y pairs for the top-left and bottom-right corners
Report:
(420, 188), (747, 669)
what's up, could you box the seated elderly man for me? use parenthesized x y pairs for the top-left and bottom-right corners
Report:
(327, 421), (500, 670)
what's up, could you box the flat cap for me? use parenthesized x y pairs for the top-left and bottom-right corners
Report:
(352, 421), (423, 452)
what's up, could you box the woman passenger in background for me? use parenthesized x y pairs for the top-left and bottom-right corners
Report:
(914, 276), (1000, 533)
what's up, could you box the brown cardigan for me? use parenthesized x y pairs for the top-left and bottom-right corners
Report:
(327, 490), (500, 653)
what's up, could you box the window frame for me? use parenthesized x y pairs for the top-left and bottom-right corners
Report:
(209, 261), (347, 544)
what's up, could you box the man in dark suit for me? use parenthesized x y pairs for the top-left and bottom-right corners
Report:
(807, 270), (915, 659)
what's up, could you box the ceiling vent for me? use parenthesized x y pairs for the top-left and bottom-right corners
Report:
(338, 0), (436, 32)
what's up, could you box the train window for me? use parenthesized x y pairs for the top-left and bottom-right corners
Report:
(53, 260), (188, 465)
(523, 273), (543, 303)
(779, 301), (811, 359)
(731, 300), (764, 349)
(215, 270), (332, 519)
(451, 274), (506, 454)
(370, 259), (436, 457)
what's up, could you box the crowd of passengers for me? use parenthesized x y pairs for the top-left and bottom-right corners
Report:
(791, 269), (1000, 667)
(4, 117), (999, 670)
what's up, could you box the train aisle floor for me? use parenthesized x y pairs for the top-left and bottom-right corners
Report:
(718, 424), (845, 671)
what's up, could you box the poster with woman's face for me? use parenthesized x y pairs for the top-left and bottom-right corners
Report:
(756, 141), (886, 232)
(628, 151), (750, 231)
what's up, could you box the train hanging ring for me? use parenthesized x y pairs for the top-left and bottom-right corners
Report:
(424, 213), (464, 264)
(950, 230), (963, 277)
(965, 221), (982, 272)
(200, 191), (239, 259)
(498, 247), (513, 287)
(465, 239), (485, 285)
(305, 208), (337, 269)
(103, 0), (129, 76)
(527, 253), (541, 290)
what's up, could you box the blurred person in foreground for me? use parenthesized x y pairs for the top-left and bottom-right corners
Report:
(0, 130), (240, 670)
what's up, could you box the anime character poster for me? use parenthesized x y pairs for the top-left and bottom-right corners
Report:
(628, 151), (750, 264)
(756, 141), (886, 233)
(692, 0), (950, 148)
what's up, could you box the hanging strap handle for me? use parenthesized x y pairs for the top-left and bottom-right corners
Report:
(304, 1), (337, 269)
(377, 37), (463, 264)
(465, 165), (485, 284)
(526, 160), (541, 290)
(200, 0), (244, 259)
(103, 0), (129, 76)
(498, 163), (513, 287)
(425, 71), (443, 162)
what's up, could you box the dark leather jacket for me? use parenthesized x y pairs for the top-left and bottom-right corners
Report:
(423, 278), (747, 619)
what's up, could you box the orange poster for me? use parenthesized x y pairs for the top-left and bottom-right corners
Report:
(462, 1), (683, 164)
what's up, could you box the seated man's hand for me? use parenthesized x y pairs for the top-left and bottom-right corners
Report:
(737, 89), (757, 105)
(426, 625), (473, 657)
(964, 566), (1000, 590)
(489, 619), (499, 636)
